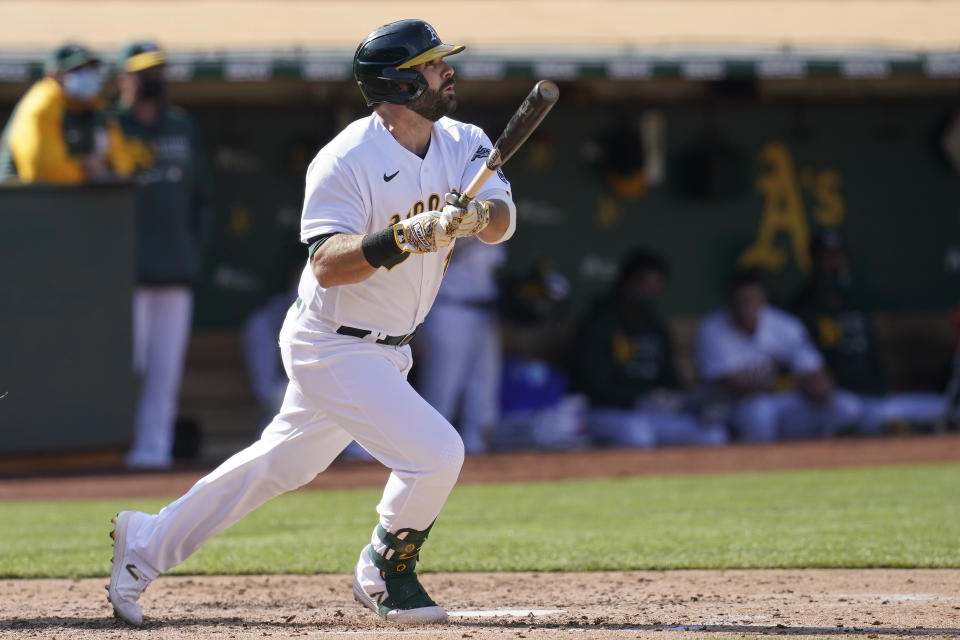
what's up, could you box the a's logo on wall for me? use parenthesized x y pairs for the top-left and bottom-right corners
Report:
(739, 141), (845, 273)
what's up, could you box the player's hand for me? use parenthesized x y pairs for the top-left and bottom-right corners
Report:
(392, 211), (453, 254)
(438, 192), (491, 238)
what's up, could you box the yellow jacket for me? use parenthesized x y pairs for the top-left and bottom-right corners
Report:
(0, 77), (132, 184)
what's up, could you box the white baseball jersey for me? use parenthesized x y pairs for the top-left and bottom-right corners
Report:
(294, 113), (513, 337)
(695, 305), (824, 382)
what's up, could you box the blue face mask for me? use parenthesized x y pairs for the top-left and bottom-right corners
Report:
(63, 68), (103, 100)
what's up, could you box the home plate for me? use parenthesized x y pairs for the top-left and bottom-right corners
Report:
(449, 609), (563, 618)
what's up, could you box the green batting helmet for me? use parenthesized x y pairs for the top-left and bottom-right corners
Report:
(353, 19), (465, 107)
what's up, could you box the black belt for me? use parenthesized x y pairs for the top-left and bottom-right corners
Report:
(336, 324), (420, 346)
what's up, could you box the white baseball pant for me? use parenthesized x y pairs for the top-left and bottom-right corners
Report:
(858, 391), (946, 433)
(587, 407), (729, 448)
(733, 390), (862, 442)
(127, 286), (193, 468)
(123, 313), (465, 579)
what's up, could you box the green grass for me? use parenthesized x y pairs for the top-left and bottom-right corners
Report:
(1, 463), (958, 578)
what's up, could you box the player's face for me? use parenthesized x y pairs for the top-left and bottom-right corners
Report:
(407, 58), (456, 122)
(730, 283), (766, 334)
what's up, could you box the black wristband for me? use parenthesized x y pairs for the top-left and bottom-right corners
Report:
(361, 226), (404, 268)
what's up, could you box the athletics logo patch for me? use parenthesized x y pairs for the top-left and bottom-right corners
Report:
(471, 145), (491, 162)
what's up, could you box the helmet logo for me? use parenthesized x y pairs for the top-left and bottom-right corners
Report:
(424, 23), (440, 42)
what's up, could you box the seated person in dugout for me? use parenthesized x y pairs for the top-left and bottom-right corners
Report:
(694, 269), (861, 442)
(792, 229), (946, 433)
(0, 42), (130, 184)
(569, 249), (728, 448)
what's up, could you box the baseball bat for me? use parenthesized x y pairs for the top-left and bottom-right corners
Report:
(459, 79), (560, 205)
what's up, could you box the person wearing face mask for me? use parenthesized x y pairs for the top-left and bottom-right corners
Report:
(112, 41), (213, 469)
(0, 42), (131, 184)
(792, 229), (946, 434)
(569, 249), (728, 448)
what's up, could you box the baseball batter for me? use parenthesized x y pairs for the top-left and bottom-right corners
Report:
(108, 19), (516, 626)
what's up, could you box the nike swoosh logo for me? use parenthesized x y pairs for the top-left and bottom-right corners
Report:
(126, 564), (140, 580)
(383, 171), (399, 182)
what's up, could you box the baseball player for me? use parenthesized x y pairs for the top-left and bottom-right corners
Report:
(107, 19), (516, 626)
(113, 41), (213, 469)
(695, 269), (860, 441)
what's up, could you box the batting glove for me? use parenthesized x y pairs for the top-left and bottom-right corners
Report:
(392, 211), (453, 254)
(439, 192), (491, 238)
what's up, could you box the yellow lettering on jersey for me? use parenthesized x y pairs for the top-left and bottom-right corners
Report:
(612, 332), (634, 364)
(817, 314), (843, 349)
(389, 194), (441, 226)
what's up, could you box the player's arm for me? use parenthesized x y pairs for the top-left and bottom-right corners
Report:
(477, 199), (512, 243)
(310, 233), (376, 288)
(310, 211), (453, 288)
(717, 368), (775, 396)
(8, 103), (85, 183)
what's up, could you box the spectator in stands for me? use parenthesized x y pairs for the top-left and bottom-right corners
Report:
(114, 41), (213, 468)
(570, 249), (728, 448)
(417, 237), (506, 454)
(694, 269), (860, 442)
(792, 229), (946, 433)
(0, 42), (130, 184)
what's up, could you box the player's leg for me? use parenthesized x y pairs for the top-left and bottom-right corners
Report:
(778, 390), (862, 439)
(586, 407), (656, 448)
(109, 327), (356, 624)
(732, 393), (781, 442)
(109, 378), (356, 624)
(649, 411), (729, 447)
(126, 287), (192, 468)
(456, 309), (501, 454)
(132, 288), (151, 377)
(293, 340), (463, 622)
(870, 391), (947, 431)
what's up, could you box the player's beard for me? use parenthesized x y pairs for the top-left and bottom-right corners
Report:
(408, 81), (456, 122)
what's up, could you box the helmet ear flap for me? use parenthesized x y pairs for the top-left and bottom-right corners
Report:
(380, 67), (427, 105)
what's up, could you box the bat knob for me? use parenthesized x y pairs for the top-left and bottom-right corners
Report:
(535, 80), (560, 103)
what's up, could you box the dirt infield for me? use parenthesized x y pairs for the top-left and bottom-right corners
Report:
(2, 435), (959, 639)
(2, 570), (959, 639)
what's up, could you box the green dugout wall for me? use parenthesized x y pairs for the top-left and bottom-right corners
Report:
(0, 97), (956, 331)
(0, 185), (136, 453)
(182, 99), (960, 328)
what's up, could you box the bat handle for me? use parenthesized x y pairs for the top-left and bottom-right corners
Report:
(457, 166), (498, 207)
